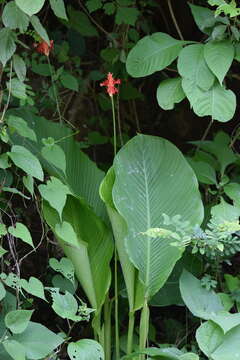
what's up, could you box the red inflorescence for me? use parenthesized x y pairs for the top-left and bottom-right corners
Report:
(33, 40), (54, 56)
(100, 72), (121, 96)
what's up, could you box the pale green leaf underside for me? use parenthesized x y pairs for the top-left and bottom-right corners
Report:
(126, 32), (186, 78)
(157, 77), (185, 110)
(112, 135), (203, 298)
(178, 44), (215, 90)
(204, 40), (234, 84)
(182, 78), (236, 122)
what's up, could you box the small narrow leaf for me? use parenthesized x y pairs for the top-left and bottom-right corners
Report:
(23, 175), (34, 196)
(50, 0), (68, 20)
(13, 55), (27, 82)
(8, 223), (34, 248)
(0, 28), (16, 66)
(30, 15), (49, 44)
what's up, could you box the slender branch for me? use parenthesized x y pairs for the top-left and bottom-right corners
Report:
(0, 61), (13, 124)
(167, 0), (184, 40)
(196, 118), (213, 153)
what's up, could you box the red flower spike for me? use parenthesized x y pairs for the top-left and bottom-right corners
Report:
(33, 40), (54, 57)
(100, 72), (121, 97)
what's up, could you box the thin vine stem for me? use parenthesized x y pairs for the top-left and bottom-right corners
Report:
(47, 56), (63, 124)
(196, 118), (214, 153)
(111, 96), (117, 156)
(167, 0), (184, 40)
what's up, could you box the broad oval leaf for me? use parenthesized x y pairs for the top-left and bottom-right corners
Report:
(178, 44), (215, 90)
(8, 145), (43, 181)
(5, 309), (34, 334)
(2, 1), (29, 32)
(204, 40), (234, 84)
(3, 339), (25, 360)
(126, 32), (185, 78)
(196, 321), (224, 358)
(211, 325), (240, 360)
(15, 0), (45, 16)
(156, 77), (185, 110)
(182, 78), (236, 122)
(12, 321), (63, 360)
(189, 3), (217, 34)
(112, 135), (203, 298)
(67, 339), (104, 360)
(180, 270), (223, 320)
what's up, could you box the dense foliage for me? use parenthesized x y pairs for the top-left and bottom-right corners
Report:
(1, 0), (240, 359)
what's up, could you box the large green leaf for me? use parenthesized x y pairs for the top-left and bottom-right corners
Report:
(156, 77), (185, 110)
(182, 78), (236, 122)
(100, 167), (144, 312)
(43, 195), (113, 311)
(196, 321), (224, 358)
(8, 108), (107, 222)
(188, 3), (217, 34)
(15, 0), (45, 16)
(177, 44), (215, 90)
(2, 1), (29, 32)
(12, 321), (63, 360)
(126, 33), (186, 78)
(204, 40), (234, 84)
(180, 270), (223, 320)
(112, 135), (203, 298)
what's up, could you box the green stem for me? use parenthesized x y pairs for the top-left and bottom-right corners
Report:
(47, 56), (63, 124)
(111, 96), (117, 156)
(139, 299), (149, 360)
(110, 94), (120, 358)
(127, 311), (135, 355)
(114, 246), (120, 359)
(104, 298), (112, 360)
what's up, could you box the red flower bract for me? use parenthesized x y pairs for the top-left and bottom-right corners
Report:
(33, 40), (54, 56)
(100, 72), (121, 96)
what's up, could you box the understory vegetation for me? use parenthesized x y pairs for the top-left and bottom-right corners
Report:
(1, 0), (240, 359)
